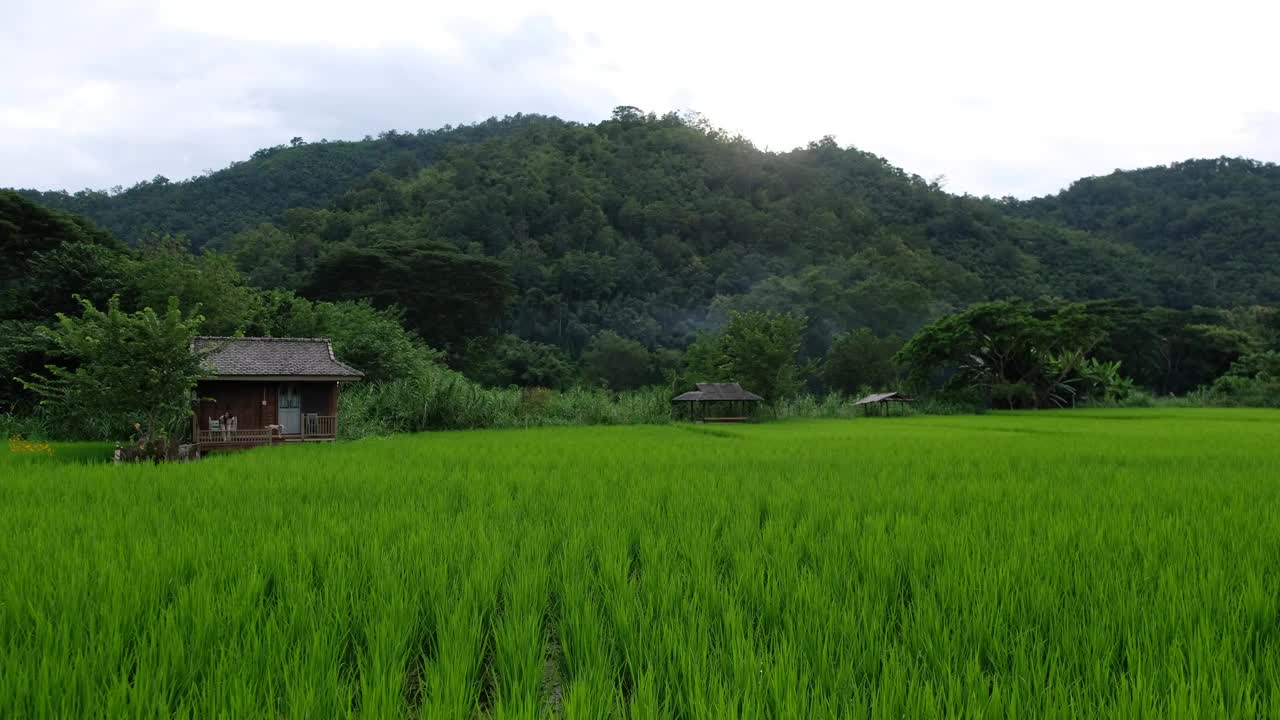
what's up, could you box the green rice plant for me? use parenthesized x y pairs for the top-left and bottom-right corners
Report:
(492, 546), (549, 718)
(2, 409), (1280, 717)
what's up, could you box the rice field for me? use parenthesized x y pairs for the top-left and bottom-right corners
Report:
(2, 409), (1279, 718)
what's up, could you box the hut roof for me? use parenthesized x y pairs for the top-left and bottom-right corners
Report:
(672, 382), (764, 402)
(194, 336), (363, 380)
(854, 391), (913, 405)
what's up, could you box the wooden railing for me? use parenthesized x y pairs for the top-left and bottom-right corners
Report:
(197, 428), (276, 446)
(196, 417), (338, 447)
(303, 415), (337, 438)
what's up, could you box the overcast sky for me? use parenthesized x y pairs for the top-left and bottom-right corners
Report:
(3, 0), (1278, 198)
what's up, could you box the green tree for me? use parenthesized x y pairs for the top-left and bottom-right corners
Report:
(1207, 350), (1280, 407)
(581, 331), (656, 391)
(0, 191), (126, 317)
(132, 234), (257, 335)
(896, 301), (1112, 408)
(704, 311), (808, 401)
(303, 240), (514, 350)
(22, 296), (208, 442)
(248, 292), (442, 384)
(823, 329), (901, 395)
(228, 223), (316, 290)
(0, 192), (133, 412)
(463, 334), (576, 389)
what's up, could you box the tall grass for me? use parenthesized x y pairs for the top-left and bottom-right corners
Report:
(2, 409), (1279, 717)
(338, 370), (674, 437)
(337, 367), (976, 439)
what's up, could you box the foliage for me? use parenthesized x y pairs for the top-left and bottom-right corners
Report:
(4, 411), (1280, 717)
(821, 328), (901, 395)
(0, 192), (455, 417)
(302, 240), (514, 350)
(338, 365), (672, 435)
(579, 331), (657, 391)
(1013, 157), (1280, 306)
(226, 223), (315, 290)
(0, 191), (127, 319)
(0, 413), (48, 442)
(0, 192), (135, 411)
(24, 111), (1241, 362)
(1200, 350), (1280, 407)
(462, 334), (576, 389)
(10, 117), (1280, 427)
(681, 310), (808, 401)
(246, 293), (441, 385)
(14, 116), (556, 249)
(21, 296), (208, 442)
(896, 300), (1116, 408)
(130, 235), (258, 336)
(896, 299), (1254, 408)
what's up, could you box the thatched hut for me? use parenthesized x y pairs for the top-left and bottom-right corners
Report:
(853, 391), (914, 416)
(672, 383), (763, 422)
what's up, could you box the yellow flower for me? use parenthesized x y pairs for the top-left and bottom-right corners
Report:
(8, 434), (53, 456)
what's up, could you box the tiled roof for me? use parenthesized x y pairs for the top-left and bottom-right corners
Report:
(672, 382), (764, 402)
(193, 337), (363, 379)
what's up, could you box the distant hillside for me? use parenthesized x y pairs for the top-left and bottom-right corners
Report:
(215, 109), (1172, 353)
(13, 114), (561, 249)
(1012, 157), (1280, 306)
(13, 109), (1280, 355)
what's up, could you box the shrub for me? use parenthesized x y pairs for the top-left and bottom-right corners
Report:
(339, 368), (673, 437)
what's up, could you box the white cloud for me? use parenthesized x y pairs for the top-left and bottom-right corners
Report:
(2, 0), (1278, 197)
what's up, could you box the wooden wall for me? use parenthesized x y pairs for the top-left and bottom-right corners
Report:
(300, 384), (336, 417)
(197, 381), (271, 431)
(196, 381), (338, 431)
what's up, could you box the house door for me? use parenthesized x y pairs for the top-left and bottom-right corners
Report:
(278, 383), (301, 434)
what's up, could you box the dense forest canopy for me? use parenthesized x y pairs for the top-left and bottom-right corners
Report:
(5, 108), (1280, 427)
(1010, 157), (1280, 306)
(14, 114), (561, 252)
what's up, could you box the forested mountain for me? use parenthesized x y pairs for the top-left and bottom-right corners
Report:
(7, 109), (1280, 422)
(201, 109), (1177, 356)
(8, 109), (1279, 372)
(14, 114), (558, 250)
(1011, 157), (1280, 306)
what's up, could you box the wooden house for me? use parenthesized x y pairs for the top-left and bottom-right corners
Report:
(192, 337), (363, 452)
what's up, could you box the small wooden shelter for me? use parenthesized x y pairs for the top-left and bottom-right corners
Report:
(672, 383), (764, 422)
(854, 391), (914, 416)
(192, 337), (363, 452)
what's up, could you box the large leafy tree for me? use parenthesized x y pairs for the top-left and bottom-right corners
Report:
(823, 329), (901, 395)
(247, 292), (442, 385)
(686, 310), (807, 401)
(0, 192), (133, 413)
(303, 240), (514, 351)
(463, 334), (576, 389)
(132, 234), (259, 336)
(896, 301), (1113, 408)
(1, 190), (129, 320)
(580, 331), (656, 391)
(1141, 309), (1254, 395)
(22, 296), (208, 442)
